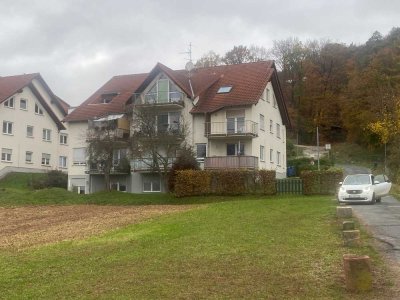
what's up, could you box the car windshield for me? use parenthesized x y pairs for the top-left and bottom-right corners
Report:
(343, 174), (371, 185)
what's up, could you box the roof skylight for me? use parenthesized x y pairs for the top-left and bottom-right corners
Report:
(217, 86), (232, 94)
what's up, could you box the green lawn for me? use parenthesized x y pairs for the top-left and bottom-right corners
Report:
(0, 194), (395, 299)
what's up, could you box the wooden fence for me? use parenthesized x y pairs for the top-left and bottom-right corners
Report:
(276, 178), (303, 194)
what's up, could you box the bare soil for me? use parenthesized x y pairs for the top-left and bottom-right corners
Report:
(0, 205), (194, 249)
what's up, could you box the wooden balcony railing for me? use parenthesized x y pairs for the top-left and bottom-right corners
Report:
(204, 156), (258, 170)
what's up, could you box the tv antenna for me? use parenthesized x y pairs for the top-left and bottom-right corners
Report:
(181, 43), (194, 71)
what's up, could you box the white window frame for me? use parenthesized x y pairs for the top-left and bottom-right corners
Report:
(277, 151), (281, 166)
(273, 93), (277, 108)
(276, 123), (281, 138)
(143, 177), (161, 192)
(59, 134), (68, 145)
(59, 156), (67, 168)
(1, 148), (12, 162)
(266, 88), (270, 102)
(73, 148), (86, 165)
(27, 125), (34, 138)
(3, 121), (13, 135)
(110, 182), (127, 192)
(270, 149), (274, 163)
(20, 98), (27, 110)
(35, 103), (43, 115)
(196, 143), (207, 161)
(260, 145), (265, 162)
(260, 114), (265, 131)
(41, 153), (51, 166)
(269, 120), (273, 133)
(25, 151), (33, 163)
(42, 129), (51, 142)
(4, 97), (14, 108)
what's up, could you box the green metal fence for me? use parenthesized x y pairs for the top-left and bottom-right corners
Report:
(276, 178), (303, 194)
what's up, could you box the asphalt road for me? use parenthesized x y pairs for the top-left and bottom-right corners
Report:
(350, 195), (400, 262)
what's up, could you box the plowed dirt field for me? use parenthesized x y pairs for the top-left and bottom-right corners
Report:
(0, 205), (193, 249)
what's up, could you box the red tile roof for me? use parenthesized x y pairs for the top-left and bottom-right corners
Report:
(64, 73), (148, 122)
(65, 61), (290, 127)
(0, 73), (70, 129)
(0, 73), (39, 104)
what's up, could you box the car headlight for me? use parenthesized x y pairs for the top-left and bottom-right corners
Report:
(363, 186), (371, 192)
(339, 186), (345, 192)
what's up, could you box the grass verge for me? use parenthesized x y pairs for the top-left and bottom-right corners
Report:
(0, 196), (395, 299)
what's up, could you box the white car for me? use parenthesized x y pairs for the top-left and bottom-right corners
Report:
(338, 174), (392, 204)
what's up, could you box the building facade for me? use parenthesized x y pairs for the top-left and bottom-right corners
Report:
(0, 74), (69, 179)
(65, 61), (290, 193)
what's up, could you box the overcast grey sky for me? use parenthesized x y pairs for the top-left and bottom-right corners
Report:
(0, 0), (399, 106)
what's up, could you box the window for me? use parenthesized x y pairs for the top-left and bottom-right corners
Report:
(110, 182), (127, 192)
(113, 149), (127, 166)
(43, 129), (51, 141)
(27, 125), (34, 138)
(59, 134), (68, 145)
(59, 156), (67, 168)
(77, 186), (85, 194)
(217, 86), (233, 93)
(4, 97), (14, 108)
(25, 151), (33, 163)
(41, 153), (50, 166)
(260, 145), (265, 161)
(1, 148), (12, 162)
(2, 121), (13, 135)
(273, 93), (277, 108)
(270, 149), (274, 162)
(196, 144), (207, 161)
(157, 112), (180, 133)
(143, 176), (161, 192)
(260, 114), (265, 131)
(73, 148), (86, 165)
(266, 88), (270, 102)
(269, 120), (273, 133)
(277, 151), (281, 166)
(20, 99), (27, 110)
(145, 75), (182, 104)
(276, 123), (281, 138)
(100, 92), (118, 104)
(226, 110), (245, 134)
(227, 143), (245, 156)
(35, 103), (43, 115)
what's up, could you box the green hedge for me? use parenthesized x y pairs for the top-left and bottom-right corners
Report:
(174, 169), (276, 197)
(301, 169), (343, 195)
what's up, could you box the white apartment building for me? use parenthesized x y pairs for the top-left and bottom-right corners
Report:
(0, 73), (69, 179)
(65, 61), (290, 193)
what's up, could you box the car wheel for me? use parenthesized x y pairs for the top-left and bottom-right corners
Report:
(376, 197), (381, 203)
(370, 194), (376, 205)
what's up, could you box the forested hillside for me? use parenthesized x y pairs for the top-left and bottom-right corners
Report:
(196, 28), (400, 179)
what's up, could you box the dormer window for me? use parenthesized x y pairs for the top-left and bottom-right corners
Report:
(217, 86), (232, 94)
(100, 92), (118, 104)
(4, 97), (14, 108)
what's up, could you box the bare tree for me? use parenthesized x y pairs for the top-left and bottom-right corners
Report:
(86, 118), (129, 191)
(195, 50), (223, 68)
(129, 106), (189, 191)
(223, 45), (253, 64)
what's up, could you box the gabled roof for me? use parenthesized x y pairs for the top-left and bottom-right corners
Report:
(64, 73), (148, 122)
(66, 61), (291, 127)
(0, 73), (69, 130)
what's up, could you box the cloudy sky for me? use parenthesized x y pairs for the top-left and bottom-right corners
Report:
(0, 0), (399, 106)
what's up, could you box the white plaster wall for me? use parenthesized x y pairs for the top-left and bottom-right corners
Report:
(0, 85), (69, 173)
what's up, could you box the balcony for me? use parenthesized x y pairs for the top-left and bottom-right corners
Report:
(87, 159), (131, 174)
(204, 156), (258, 170)
(205, 120), (258, 139)
(133, 92), (185, 109)
(131, 157), (176, 172)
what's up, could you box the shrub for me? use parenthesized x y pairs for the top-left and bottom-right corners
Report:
(301, 168), (343, 195)
(31, 170), (68, 190)
(168, 146), (199, 192)
(174, 169), (276, 197)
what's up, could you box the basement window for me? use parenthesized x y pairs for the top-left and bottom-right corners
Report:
(217, 86), (233, 94)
